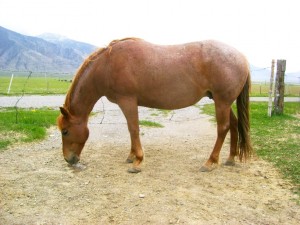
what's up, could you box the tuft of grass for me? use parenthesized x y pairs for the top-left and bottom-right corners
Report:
(199, 103), (215, 118)
(0, 107), (59, 150)
(157, 109), (172, 117)
(150, 109), (172, 117)
(202, 102), (300, 199)
(139, 120), (164, 128)
(0, 140), (11, 150)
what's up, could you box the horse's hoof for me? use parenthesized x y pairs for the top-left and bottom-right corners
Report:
(200, 165), (213, 172)
(224, 160), (235, 166)
(128, 167), (141, 173)
(125, 158), (134, 164)
(200, 163), (219, 172)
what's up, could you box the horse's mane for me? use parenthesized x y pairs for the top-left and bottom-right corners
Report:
(64, 37), (140, 109)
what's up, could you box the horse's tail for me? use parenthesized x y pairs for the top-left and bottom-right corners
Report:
(236, 72), (253, 161)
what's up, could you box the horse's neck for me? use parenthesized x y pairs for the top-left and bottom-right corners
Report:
(68, 75), (102, 118)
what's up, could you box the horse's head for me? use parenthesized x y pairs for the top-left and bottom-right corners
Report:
(57, 107), (89, 165)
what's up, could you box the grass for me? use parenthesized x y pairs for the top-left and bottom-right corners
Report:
(0, 108), (59, 150)
(0, 75), (72, 95)
(251, 83), (300, 97)
(139, 120), (164, 128)
(1, 74), (299, 97)
(202, 102), (300, 199)
(150, 109), (173, 118)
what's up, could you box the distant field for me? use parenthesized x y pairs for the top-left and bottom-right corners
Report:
(0, 74), (299, 96)
(0, 75), (73, 95)
(251, 82), (300, 97)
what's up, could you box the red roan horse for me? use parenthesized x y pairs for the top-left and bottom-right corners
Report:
(57, 38), (253, 173)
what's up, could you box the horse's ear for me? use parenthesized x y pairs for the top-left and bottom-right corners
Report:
(60, 107), (70, 118)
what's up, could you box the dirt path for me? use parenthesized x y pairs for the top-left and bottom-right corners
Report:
(0, 101), (299, 224)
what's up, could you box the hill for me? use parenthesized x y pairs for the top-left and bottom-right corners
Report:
(0, 26), (97, 73)
(37, 33), (96, 58)
(250, 65), (300, 84)
(0, 26), (299, 83)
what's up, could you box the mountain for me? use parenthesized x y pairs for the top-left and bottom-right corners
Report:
(1, 26), (299, 83)
(285, 71), (300, 84)
(0, 26), (97, 72)
(38, 33), (96, 58)
(250, 65), (300, 84)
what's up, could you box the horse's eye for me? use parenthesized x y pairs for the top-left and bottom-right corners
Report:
(62, 129), (68, 136)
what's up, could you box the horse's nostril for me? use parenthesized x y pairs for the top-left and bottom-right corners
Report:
(65, 155), (79, 165)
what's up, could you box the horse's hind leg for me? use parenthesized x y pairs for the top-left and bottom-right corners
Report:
(200, 104), (231, 172)
(225, 109), (238, 166)
(117, 96), (144, 173)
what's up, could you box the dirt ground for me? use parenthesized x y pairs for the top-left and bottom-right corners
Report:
(0, 100), (299, 225)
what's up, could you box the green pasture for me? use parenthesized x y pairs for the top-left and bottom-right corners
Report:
(0, 75), (73, 95)
(202, 102), (300, 200)
(251, 82), (300, 97)
(0, 74), (299, 96)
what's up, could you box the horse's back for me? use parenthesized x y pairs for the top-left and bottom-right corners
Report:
(106, 39), (249, 108)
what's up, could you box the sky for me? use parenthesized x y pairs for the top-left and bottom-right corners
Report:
(1, 0), (300, 72)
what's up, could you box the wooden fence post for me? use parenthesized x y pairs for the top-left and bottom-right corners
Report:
(268, 59), (275, 117)
(273, 59), (286, 115)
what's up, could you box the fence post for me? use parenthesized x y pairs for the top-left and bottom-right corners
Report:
(7, 73), (14, 94)
(268, 59), (275, 117)
(273, 59), (286, 115)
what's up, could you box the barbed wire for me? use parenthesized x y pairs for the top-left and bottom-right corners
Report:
(1, 64), (299, 126)
(1, 68), (274, 74)
(250, 67), (271, 72)
(0, 69), (74, 75)
(1, 67), (298, 77)
(99, 98), (105, 124)
(14, 71), (32, 123)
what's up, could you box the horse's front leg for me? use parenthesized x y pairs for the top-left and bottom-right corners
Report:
(117, 96), (144, 173)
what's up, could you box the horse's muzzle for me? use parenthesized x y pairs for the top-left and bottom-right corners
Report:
(65, 155), (80, 165)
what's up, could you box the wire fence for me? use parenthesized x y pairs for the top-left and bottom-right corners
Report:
(1, 67), (299, 97)
(0, 66), (299, 106)
(0, 68), (216, 126)
(251, 82), (300, 96)
(0, 70), (74, 125)
(0, 66), (299, 128)
(0, 70), (74, 95)
(0, 95), (213, 129)
(249, 65), (300, 96)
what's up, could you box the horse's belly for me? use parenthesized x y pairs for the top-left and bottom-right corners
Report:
(137, 87), (205, 110)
